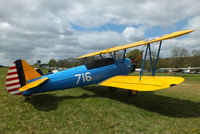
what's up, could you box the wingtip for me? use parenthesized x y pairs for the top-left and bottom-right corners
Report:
(188, 29), (195, 32)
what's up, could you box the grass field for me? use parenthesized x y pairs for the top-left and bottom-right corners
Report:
(0, 68), (200, 134)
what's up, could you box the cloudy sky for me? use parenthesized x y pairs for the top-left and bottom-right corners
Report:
(0, 0), (200, 65)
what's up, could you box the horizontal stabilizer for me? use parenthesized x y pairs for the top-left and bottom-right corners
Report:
(99, 76), (184, 91)
(19, 77), (48, 92)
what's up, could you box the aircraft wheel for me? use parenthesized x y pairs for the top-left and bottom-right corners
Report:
(127, 90), (138, 96)
(109, 87), (117, 92)
(25, 96), (31, 102)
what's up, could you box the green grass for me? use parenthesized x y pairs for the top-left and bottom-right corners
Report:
(1, 68), (200, 134)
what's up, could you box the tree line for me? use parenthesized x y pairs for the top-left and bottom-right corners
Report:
(47, 48), (200, 69)
(48, 58), (82, 68)
(126, 48), (200, 69)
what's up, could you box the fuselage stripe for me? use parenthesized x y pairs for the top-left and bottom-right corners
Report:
(14, 92), (22, 95)
(6, 77), (19, 81)
(8, 69), (17, 73)
(6, 74), (18, 79)
(6, 79), (20, 85)
(7, 72), (18, 76)
(9, 90), (21, 95)
(5, 63), (22, 95)
(9, 66), (16, 70)
(6, 82), (20, 87)
(7, 87), (20, 92)
(6, 84), (20, 90)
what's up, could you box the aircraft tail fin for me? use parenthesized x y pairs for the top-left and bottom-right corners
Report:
(6, 59), (42, 95)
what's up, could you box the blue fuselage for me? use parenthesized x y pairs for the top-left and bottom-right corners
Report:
(22, 58), (132, 96)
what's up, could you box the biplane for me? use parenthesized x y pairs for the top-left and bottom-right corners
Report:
(5, 29), (194, 101)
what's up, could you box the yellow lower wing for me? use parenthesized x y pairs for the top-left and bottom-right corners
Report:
(19, 77), (48, 92)
(99, 76), (184, 91)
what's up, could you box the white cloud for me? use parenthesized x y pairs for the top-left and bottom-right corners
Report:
(122, 27), (145, 42)
(0, 22), (10, 29)
(54, 0), (200, 27)
(186, 16), (200, 30)
(78, 31), (124, 50)
(160, 16), (200, 58)
(185, 16), (200, 40)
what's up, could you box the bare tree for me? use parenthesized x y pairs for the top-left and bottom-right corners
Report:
(191, 50), (200, 66)
(171, 48), (181, 68)
(192, 50), (200, 57)
(171, 47), (189, 67)
(171, 47), (180, 58)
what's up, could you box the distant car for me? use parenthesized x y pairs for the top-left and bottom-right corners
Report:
(52, 70), (58, 73)
(183, 71), (189, 74)
(189, 71), (199, 74)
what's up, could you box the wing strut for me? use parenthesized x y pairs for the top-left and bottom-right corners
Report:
(123, 49), (126, 62)
(110, 52), (114, 59)
(139, 41), (162, 80)
(140, 44), (149, 80)
(148, 44), (153, 75)
(153, 41), (162, 76)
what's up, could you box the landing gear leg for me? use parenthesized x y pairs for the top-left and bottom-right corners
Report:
(109, 87), (117, 92)
(127, 90), (138, 96)
(25, 96), (31, 102)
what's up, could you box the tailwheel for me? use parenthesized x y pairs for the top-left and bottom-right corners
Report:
(127, 90), (138, 96)
(25, 96), (31, 102)
(109, 87), (117, 92)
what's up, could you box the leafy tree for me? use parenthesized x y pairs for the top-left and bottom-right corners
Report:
(126, 49), (143, 67)
(126, 49), (141, 59)
(48, 59), (57, 67)
(57, 59), (72, 68)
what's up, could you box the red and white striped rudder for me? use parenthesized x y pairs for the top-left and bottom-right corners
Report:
(6, 59), (43, 95)
(6, 62), (22, 95)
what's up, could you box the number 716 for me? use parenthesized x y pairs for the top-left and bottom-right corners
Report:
(75, 72), (92, 85)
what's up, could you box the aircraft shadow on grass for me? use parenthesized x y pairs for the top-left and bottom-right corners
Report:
(28, 93), (96, 112)
(29, 85), (200, 118)
(82, 86), (200, 118)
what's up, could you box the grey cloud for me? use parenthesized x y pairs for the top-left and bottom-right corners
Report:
(1, 0), (200, 28)
(0, 0), (199, 65)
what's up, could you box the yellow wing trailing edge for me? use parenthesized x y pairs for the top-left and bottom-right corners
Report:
(77, 29), (194, 59)
(19, 77), (48, 92)
(99, 76), (184, 91)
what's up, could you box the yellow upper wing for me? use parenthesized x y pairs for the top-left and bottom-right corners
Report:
(99, 76), (184, 91)
(77, 29), (194, 59)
